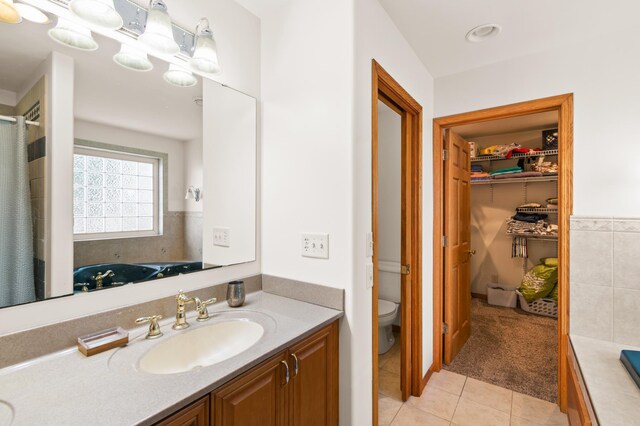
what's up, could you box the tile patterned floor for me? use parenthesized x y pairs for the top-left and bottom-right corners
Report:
(378, 345), (569, 426)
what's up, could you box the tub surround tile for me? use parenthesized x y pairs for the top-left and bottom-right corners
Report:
(0, 275), (261, 369)
(570, 283), (613, 341)
(612, 218), (640, 233)
(613, 288), (640, 346)
(569, 228), (612, 286)
(569, 217), (612, 232)
(262, 275), (344, 310)
(613, 231), (640, 290)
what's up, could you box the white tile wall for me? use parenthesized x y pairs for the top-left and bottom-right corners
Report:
(571, 216), (640, 345)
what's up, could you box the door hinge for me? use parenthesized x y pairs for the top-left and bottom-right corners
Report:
(400, 264), (411, 275)
(442, 236), (448, 247)
(443, 322), (449, 334)
(443, 149), (449, 161)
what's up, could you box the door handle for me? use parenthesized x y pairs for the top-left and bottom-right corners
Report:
(290, 353), (299, 377)
(467, 249), (476, 256)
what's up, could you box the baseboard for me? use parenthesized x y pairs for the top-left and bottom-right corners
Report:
(421, 364), (435, 393)
(471, 292), (488, 301)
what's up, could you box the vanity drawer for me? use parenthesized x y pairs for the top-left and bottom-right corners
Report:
(154, 395), (210, 426)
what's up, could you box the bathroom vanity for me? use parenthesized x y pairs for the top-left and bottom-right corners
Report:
(0, 292), (342, 425)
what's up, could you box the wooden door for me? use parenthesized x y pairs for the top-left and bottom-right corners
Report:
(443, 129), (472, 364)
(155, 396), (209, 426)
(288, 323), (339, 426)
(212, 351), (288, 426)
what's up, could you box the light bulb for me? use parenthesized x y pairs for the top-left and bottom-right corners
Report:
(190, 18), (221, 74)
(163, 64), (197, 87)
(69, 0), (123, 30)
(113, 43), (153, 72)
(138, 0), (179, 56)
(48, 18), (99, 51)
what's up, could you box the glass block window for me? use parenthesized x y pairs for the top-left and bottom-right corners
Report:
(74, 147), (160, 240)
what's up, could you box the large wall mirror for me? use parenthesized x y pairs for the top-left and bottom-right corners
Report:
(0, 3), (257, 309)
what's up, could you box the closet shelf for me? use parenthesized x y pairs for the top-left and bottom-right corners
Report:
(471, 175), (558, 185)
(507, 233), (558, 241)
(471, 149), (558, 163)
(516, 207), (558, 214)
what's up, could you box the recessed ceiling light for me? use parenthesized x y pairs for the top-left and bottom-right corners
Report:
(466, 24), (502, 43)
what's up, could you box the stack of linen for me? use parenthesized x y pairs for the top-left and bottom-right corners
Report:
(471, 164), (490, 182)
(490, 166), (543, 180)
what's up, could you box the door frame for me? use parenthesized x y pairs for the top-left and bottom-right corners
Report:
(372, 60), (423, 423)
(432, 94), (573, 411)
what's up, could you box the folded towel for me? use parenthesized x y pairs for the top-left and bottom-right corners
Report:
(490, 166), (523, 176)
(492, 171), (543, 179)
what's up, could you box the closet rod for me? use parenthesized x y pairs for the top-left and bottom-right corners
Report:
(0, 115), (40, 127)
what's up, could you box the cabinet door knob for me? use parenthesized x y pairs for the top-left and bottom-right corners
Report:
(280, 360), (290, 385)
(290, 353), (299, 377)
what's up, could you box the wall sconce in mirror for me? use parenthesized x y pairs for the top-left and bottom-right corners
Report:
(164, 64), (197, 87)
(48, 17), (99, 51)
(185, 186), (202, 202)
(138, 0), (179, 56)
(14, 2), (49, 23)
(113, 43), (154, 72)
(69, 0), (123, 30)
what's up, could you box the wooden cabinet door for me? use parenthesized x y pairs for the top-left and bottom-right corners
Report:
(155, 395), (209, 426)
(212, 351), (288, 426)
(288, 322), (339, 426)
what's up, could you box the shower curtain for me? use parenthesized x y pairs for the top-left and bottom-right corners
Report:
(0, 117), (35, 308)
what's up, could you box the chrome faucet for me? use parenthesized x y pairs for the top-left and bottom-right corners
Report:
(172, 290), (196, 330)
(91, 270), (114, 289)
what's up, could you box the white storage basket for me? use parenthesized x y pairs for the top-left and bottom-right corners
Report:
(516, 290), (558, 318)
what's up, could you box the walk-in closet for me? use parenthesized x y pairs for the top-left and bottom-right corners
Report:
(443, 111), (561, 403)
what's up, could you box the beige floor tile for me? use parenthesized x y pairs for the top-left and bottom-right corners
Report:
(379, 368), (402, 401)
(378, 393), (404, 426)
(428, 369), (467, 396)
(451, 397), (510, 426)
(511, 392), (568, 425)
(406, 385), (459, 420)
(460, 377), (513, 414)
(379, 339), (400, 369)
(390, 404), (450, 426)
(511, 416), (544, 426)
(382, 348), (401, 375)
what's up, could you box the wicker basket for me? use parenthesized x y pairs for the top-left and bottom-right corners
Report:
(516, 290), (558, 318)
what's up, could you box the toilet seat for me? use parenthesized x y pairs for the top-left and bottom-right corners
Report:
(378, 299), (397, 319)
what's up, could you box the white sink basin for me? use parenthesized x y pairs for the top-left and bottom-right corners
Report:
(138, 320), (264, 375)
(0, 401), (13, 425)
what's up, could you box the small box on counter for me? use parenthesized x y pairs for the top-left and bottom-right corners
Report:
(77, 327), (129, 357)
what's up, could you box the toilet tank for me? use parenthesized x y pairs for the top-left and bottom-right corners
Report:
(378, 261), (401, 303)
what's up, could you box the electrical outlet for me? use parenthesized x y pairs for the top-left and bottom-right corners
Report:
(213, 227), (231, 247)
(366, 232), (374, 257)
(366, 263), (374, 289)
(301, 233), (329, 259)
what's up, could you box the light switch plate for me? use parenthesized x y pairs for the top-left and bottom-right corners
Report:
(213, 227), (231, 247)
(366, 263), (374, 289)
(366, 232), (374, 257)
(301, 233), (329, 259)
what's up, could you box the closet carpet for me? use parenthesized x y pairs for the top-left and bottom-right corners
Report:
(443, 298), (558, 403)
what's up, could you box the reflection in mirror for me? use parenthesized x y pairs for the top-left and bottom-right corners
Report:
(0, 10), (256, 309)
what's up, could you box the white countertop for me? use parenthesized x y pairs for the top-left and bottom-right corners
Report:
(0, 292), (343, 426)
(570, 335), (640, 426)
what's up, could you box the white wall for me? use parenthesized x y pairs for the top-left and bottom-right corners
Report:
(435, 27), (640, 217)
(377, 105), (402, 305)
(74, 120), (187, 212)
(353, 0), (435, 423)
(184, 137), (203, 213)
(0, 0), (261, 336)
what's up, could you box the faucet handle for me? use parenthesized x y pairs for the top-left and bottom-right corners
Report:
(135, 315), (163, 339)
(196, 297), (217, 321)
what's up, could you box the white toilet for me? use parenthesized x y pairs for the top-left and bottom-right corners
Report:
(378, 268), (401, 354)
(378, 299), (399, 354)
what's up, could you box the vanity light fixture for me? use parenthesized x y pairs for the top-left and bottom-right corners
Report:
(0, 0), (21, 24)
(185, 186), (202, 202)
(465, 23), (502, 43)
(138, 0), (179, 56)
(164, 64), (197, 87)
(69, 0), (123, 30)
(190, 18), (221, 74)
(13, 3), (49, 24)
(48, 17), (99, 51)
(113, 43), (153, 72)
